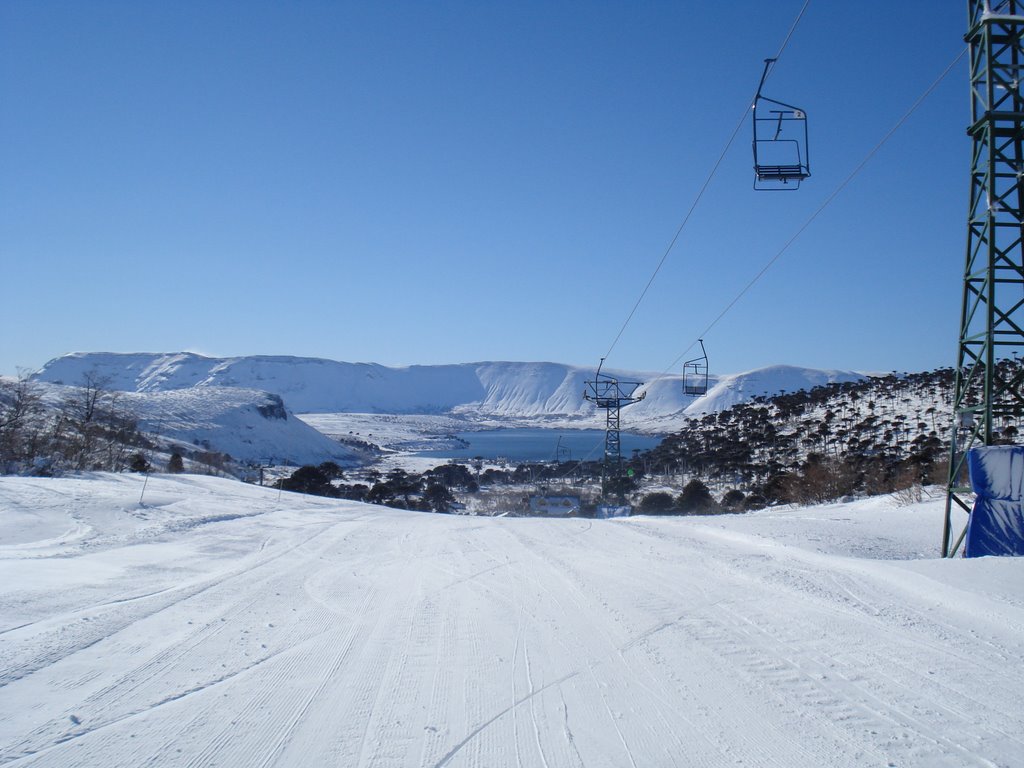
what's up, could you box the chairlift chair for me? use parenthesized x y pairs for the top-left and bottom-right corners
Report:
(752, 58), (810, 190)
(683, 339), (709, 397)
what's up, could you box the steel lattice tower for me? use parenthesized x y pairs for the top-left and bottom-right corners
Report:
(943, 0), (1024, 556)
(584, 360), (645, 500)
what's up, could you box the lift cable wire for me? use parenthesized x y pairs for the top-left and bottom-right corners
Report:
(601, 0), (812, 363)
(561, 2), (812, 492)
(769, 0), (813, 63)
(650, 45), (969, 387)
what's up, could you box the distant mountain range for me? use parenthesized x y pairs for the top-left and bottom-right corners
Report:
(25, 352), (868, 467)
(34, 352), (867, 429)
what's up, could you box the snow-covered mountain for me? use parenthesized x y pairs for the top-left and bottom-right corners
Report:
(34, 353), (866, 428)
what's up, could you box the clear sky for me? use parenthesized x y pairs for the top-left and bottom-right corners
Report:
(1, 1), (968, 377)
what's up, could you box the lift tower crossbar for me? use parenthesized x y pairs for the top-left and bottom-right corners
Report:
(943, 0), (1024, 556)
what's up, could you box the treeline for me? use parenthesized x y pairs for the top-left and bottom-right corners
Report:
(275, 457), (748, 518)
(275, 461), (620, 513)
(634, 479), (737, 515)
(275, 462), (480, 513)
(640, 368), (973, 508)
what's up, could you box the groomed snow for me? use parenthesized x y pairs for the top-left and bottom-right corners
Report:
(1, 475), (1021, 767)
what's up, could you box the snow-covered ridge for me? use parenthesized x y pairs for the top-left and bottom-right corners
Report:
(34, 353), (867, 425)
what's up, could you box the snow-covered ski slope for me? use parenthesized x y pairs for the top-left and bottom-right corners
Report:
(2, 475), (1021, 767)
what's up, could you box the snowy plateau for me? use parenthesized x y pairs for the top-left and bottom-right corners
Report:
(0, 473), (1021, 767)
(30, 352), (868, 466)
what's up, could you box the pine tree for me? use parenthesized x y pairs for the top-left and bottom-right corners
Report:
(167, 452), (185, 474)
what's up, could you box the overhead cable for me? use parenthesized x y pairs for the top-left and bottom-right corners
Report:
(656, 46), (969, 383)
(601, 0), (812, 363)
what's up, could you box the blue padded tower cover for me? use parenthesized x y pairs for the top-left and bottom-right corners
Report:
(965, 446), (1024, 557)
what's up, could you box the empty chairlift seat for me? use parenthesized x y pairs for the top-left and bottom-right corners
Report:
(683, 339), (709, 397)
(752, 59), (810, 190)
(965, 445), (1024, 557)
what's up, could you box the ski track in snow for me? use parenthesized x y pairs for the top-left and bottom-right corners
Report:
(0, 474), (1022, 767)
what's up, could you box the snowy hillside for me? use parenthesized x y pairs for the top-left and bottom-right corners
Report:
(1, 473), (1021, 766)
(683, 364), (872, 416)
(34, 352), (866, 427)
(117, 387), (358, 466)
(24, 378), (357, 467)
(632, 364), (868, 430)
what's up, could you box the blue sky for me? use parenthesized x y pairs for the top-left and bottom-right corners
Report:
(1, 1), (968, 377)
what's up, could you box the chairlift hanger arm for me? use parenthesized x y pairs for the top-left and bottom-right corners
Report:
(594, 357), (618, 384)
(754, 58), (776, 102)
(683, 339), (708, 368)
(753, 59), (807, 130)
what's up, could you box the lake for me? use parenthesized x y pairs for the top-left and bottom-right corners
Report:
(414, 428), (662, 463)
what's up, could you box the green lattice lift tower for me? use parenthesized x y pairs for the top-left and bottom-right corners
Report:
(943, 0), (1024, 556)
(584, 359), (645, 500)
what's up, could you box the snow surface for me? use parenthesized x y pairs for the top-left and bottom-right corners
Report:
(33, 353), (866, 429)
(2, 474), (1021, 767)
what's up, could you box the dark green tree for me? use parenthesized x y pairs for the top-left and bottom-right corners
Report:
(742, 492), (768, 511)
(129, 453), (151, 473)
(638, 491), (678, 515)
(721, 489), (746, 511)
(279, 464), (339, 497)
(677, 479), (718, 515)
(167, 452), (185, 474)
(318, 461), (344, 480)
(423, 482), (456, 513)
(385, 469), (421, 507)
